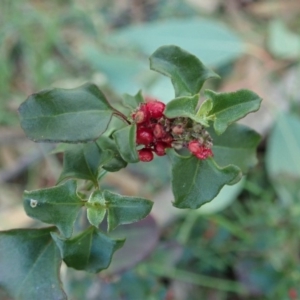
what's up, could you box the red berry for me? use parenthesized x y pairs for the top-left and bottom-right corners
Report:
(138, 148), (154, 162)
(195, 146), (213, 160)
(136, 127), (154, 145)
(172, 124), (184, 135)
(188, 140), (213, 160)
(195, 151), (206, 160)
(133, 111), (146, 124)
(154, 142), (169, 156)
(161, 133), (173, 144)
(188, 140), (200, 154)
(289, 288), (298, 300)
(146, 101), (165, 119)
(203, 147), (213, 158)
(132, 104), (149, 124)
(153, 123), (166, 139)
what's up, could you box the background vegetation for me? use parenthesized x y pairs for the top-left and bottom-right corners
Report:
(1, 0), (300, 299)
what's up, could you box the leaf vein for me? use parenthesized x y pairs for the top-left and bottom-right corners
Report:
(16, 239), (52, 298)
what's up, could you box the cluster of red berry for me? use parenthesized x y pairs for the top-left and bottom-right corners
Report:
(133, 100), (171, 162)
(132, 99), (213, 162)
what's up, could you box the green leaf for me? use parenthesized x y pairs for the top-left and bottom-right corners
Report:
(57, 142), (112, 185)
(104, 190), (153, 232)
(195, 98), (214, 126)
(113, 124), (139, 163)
(164, 96), (215, 126)
(83, 19), (244, 100)
(150, 45), (219, 97)
(266, 113), (300, 178)
(96, 136), (128, 172)
(0, 227), (66, 300)
(168, 149), (241, 209)
(19, 83), (114, 143)
(82, 45), (146, 95)
(108, 18), (243, 70)
(205, 89), (262, 135)
(23, 180), (83, 238)
(50, 143), (69, 154)
(87, 190), (106, 227)
(104, 114), (130, 137)
(266, 113), (300, 204)
(123, 90), (144, 110)
(51, 227), (125, 273)
(209, 123), (261, 173)
(198, 177), (245, 214)
(164, 94), (199, 119)
(268, 20), (300, 60)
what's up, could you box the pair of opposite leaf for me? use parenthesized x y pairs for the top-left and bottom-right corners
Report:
(23, 180), (153, 238)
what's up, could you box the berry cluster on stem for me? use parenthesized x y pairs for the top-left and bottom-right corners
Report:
(132, 98), (214, 162)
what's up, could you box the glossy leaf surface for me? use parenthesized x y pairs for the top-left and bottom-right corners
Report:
(19, 83), (114, 142)
(168, 150), (241, 209)
(209, 124), (261, 173)
(58, 142), (112, 184)
(104, 190), (153, 231)
(0, 227), (66, 300)
(51, 227), (124, 273)
(113, 124), (139, 163)
(205, 89), (262, 135)
(23, 180), (83, 238)
(150, 45), (219, 97)
(87, 190), (106, 227)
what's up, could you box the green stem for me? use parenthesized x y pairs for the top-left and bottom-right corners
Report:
(203, 214), (250, 241)
(177, 210), (199, 244)
(113, 110), (131, 125)
(84, 202), (107, 210)
(139, 263), (248, 294)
